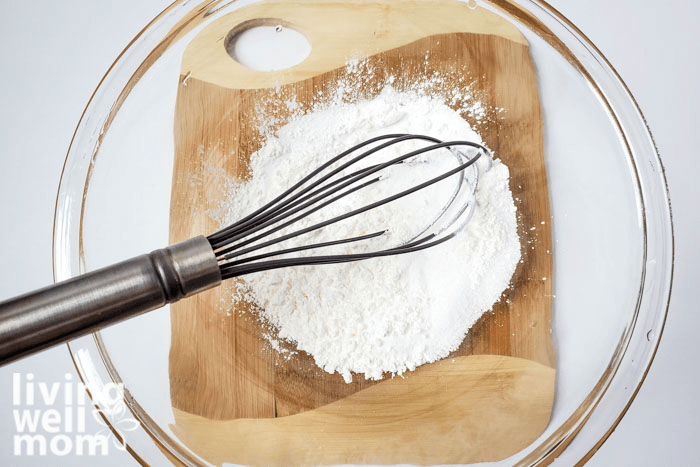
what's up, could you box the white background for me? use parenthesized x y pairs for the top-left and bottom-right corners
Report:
(0, 0), (697, 465)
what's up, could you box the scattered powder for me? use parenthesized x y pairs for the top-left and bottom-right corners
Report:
(216, 75), (520, 384)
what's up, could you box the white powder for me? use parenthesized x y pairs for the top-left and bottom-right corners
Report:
(218, 86), (520, 383)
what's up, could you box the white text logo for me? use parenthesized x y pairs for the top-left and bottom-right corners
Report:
(12, 372), (139, 456)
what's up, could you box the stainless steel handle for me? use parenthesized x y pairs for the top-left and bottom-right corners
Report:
(0, 236), (221, 365)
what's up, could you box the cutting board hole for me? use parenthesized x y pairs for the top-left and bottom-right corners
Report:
(225, 19), (311, 72)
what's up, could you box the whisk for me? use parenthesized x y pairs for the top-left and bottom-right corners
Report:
(0, 134), (490, 365)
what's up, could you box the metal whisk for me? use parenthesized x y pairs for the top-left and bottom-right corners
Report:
(0, 134), (490, 364)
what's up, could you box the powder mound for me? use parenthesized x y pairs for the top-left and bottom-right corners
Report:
(218, 86), (521, 383)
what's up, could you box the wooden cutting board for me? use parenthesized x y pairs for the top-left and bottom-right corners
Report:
(167, 0), (554, 465)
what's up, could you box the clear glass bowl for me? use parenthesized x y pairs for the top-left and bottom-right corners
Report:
(54, 0), (673, 465)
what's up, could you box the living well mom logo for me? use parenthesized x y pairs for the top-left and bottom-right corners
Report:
(12, 372), (139, 457)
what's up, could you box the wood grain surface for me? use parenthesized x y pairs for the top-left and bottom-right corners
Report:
(167, 0), (553, 464)
(170, 355), (555, 466)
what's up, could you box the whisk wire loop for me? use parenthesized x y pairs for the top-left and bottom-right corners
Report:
(208, 134), (491, 279)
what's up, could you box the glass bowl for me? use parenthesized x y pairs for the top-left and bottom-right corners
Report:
(54, 0), (673, 465)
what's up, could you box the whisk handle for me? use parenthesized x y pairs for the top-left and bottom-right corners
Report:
(0, 236), (221, 365)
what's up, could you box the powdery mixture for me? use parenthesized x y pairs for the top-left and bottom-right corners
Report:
(217, 86), (521, 383)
